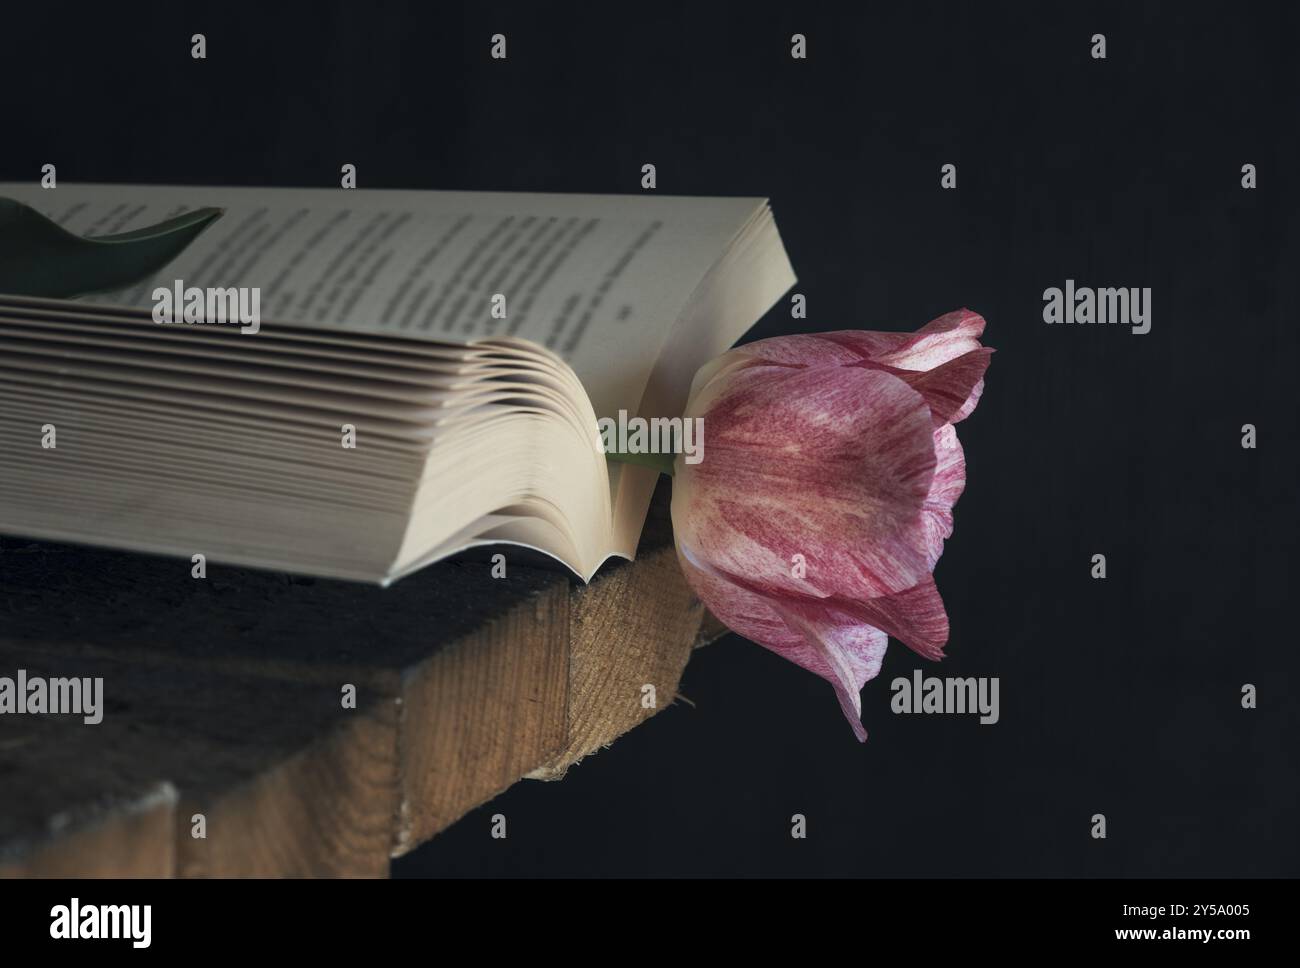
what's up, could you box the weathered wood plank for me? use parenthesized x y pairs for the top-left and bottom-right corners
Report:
(175, 697), (401, 877)
(529, 545), (703, 779)
(527, 479), (727, 779)
(0, 780), (175, 878)
(0, 642), (400, 877)
(0, 483), (719, 875)
(390, 580), (570, 851)
(0, 532), (574, 866)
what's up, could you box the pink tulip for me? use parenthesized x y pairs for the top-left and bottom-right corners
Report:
(671, 309), (992, 740)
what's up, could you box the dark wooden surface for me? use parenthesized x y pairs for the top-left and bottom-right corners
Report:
(0, 479), (725, 876)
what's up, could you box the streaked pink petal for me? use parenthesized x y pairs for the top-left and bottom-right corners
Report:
(921, 424), (966, 569)
(698, 309), (987, 379)
(703, 558), (951, 664)
(836, 574), (951, 662)
(771, 601), (889, 742)
(951, 375), (985, 424)
(674, 364), (938, 600)
(845, 308), (987, 371)
(677, 546), (889, 741)
(891, 347), (993, 426)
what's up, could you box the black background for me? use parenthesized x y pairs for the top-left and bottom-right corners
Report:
(2, 1), (1296, 877)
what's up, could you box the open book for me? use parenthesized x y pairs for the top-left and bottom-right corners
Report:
(0, 184), (795, 584)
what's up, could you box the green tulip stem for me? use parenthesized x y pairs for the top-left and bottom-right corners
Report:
(604, 450), (677, 477)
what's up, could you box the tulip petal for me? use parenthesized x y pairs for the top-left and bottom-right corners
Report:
(771, 601), (889, 742)
(921, 424), (966, 569)
(951, 376), (985, 424)
(892, 348), (993, 426)
(832, 575), (950, 661)
(696, 549), (952, 665)
(824, 308), (987, 371)
(695, 309), (987, 381)
(676, 544), (888, 741)
(674, 364), (939, 600)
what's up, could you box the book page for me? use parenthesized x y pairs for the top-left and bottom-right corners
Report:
(0, 183), (764, 419)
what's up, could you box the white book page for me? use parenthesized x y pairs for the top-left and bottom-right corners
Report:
(0, 183), (764, 419)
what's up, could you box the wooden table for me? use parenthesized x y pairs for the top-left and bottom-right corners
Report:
(0, 481), (726, 876)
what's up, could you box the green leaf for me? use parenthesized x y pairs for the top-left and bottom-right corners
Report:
(0, 197), (224, 299)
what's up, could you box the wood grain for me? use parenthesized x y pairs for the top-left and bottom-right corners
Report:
(0, 482), (724, 875)
(529, 544), (703, 779)
(391, 580), (569, 852)
(0, 641), (400, 877)
(0, 781), (175, 878)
